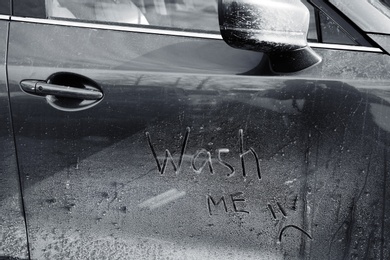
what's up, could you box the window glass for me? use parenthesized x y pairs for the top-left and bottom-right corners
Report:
(330, 0), (390, 34)
(0, 0), (10, 15)
(46, 0), (219, 32)
(376, 0), (390, 17)
(45, 0), (317, 40)
(304, 0), (362, 45)
(302, 0), (318, 42)
(382, 0), (390, 7)
(319, 11), (358, 45)
(45, 0), (362, 46)
(14, 0), (46, 18)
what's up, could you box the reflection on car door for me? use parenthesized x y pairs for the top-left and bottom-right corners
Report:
(7, 4), (390, 260)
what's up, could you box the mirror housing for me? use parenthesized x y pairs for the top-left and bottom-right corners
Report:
(218, 0), (322, 73)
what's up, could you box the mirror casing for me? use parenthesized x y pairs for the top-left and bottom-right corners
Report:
(219, 0), (322, 73)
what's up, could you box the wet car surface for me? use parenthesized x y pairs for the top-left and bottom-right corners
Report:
(1, 0), (390, 259)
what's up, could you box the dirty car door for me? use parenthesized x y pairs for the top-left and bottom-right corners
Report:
(8, 0), (390, 259)
(0, 5), (30, 259)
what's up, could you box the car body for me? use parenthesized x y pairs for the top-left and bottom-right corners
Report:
(0, 0), (390, 259)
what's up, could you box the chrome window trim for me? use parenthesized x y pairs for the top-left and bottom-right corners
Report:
(0, 15), (10, 21)
(309, 42), (383, 53)
(10, 16), (384, 53)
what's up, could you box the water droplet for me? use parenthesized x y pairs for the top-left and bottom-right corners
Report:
(46, 198), (57, 204)
(64, 203), (75, 212)
(119, 206), (127, 213)
(102, 192), (109, 199)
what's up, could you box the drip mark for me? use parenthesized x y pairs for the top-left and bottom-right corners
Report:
(291, 195), (298, 211)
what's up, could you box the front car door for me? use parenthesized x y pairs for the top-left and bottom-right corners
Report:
(6, 0), (390, 259)
(0, 1), (29, 259)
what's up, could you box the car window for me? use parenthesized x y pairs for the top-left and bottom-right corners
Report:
(382, 0), (390, 6)
(377, 0), (390, 16)
(13, 0), (46, 18)
(46, 0), (220, 32)
(302, 0), (318, 42)
(318, 11), (357, 45)
(330, 0), (390, 34)
(0, 0), (10, 15)
(43, 0), (363, 46)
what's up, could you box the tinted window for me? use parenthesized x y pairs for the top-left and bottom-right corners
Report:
(42, 0), (363, 46)
(46, 0), (219, 32)
(381, 0), (390, 8)
(305, 0), (364, 46)
(0, 0), (10, 15)
(318, 11), (357, 45)
(378, 0), (390, 16)
(14, 0), (46, 18)
(330, 0), (390, 34)
(302, 0), (318, 42)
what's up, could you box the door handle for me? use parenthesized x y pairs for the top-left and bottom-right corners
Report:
(20, 80), (103, 100)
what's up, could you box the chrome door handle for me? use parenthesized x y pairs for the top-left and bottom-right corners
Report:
(20, 80), (103, 100)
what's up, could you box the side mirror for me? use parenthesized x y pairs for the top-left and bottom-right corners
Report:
(218, 0), (322, 73)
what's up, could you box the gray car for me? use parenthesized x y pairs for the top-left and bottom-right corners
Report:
(1, 0), (390, 259)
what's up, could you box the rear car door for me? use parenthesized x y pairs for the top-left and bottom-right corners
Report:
(7, 0), (390, 259)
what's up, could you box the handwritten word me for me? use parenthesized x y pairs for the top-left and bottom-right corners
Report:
(207, 192), (250, 215)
